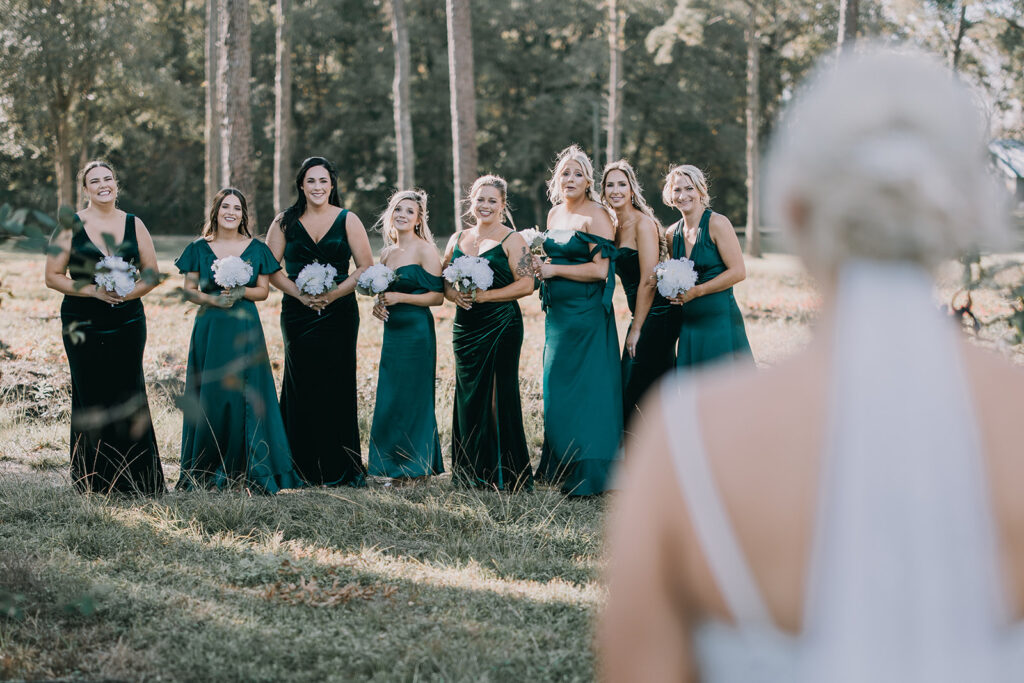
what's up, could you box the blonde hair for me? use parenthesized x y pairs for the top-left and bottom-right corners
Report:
(764, 47), (1009, 275)
(601, 159), (666, 256)
(547, 145), (601, 205)
(662, 164), (711, 209)
(376, 189), (433, 246)
(466, 174), (516, 229)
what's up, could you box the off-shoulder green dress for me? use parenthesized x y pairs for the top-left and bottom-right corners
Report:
(450, 235), (533, 492)
(537, 231), (622, 496)
(614, 247), (680, 425)
(671, 209), (753, 367)
(175, 238), (303, 493)
(368, 264), (444, 478)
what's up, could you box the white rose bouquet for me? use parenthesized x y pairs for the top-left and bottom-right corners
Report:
(94, 255), (138, 299)
(654, 258), (699, 299)
(295, 261), (339, 315)
(355, 264), (397, 296)
(443, 255), (494, 300)
(211, 255), (254, 290)
(519, 227), (547, 255)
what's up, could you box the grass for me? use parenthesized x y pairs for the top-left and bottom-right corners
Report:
(1, 240), (1022, 680)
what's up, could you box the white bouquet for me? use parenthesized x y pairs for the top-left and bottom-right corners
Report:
(355, 264), (396, 296)
(654, 258), (699, 298)
(211, 255), (253, 289)
(519, 227), (547, 255)
(443, 255), (494, 299)
(296, 261), (338, 296)
(94, 255), (138, 298)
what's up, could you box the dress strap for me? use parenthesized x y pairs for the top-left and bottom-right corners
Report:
(498, 230), (514, 246)
(660, 378), (774, 628)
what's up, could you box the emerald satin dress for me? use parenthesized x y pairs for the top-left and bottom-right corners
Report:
(60, 214), (165, 494)
(671, 209), (753, 367)
(614, 247), (680, 424)
(368, 264), (444, 478)
(175, 238), (303, 494)
(537, 231), (622, 496)
(450, 235), (533, 492)
(279, 209), (365, 487)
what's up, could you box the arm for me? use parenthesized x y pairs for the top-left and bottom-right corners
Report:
(182, 272), (231, 309)
(600, 397), (695, 682)
(625, 218), (661, 358)
(43, 229), (122, 304)
(675, 213), (746, 304)
(243, 273), (271, 302)
(321, 211), (373, 305)
(476, 233), (534, 303)
(122, 218), (161, 301)
(441, 232), (474, 310)
(266, 215), (319, 307)
(537, 206), (614, 283)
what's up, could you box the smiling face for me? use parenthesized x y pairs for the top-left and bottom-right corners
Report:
(603, 169), (632, 211)
(471, 185), (504, 227)
(559, 160), (587, 201)
(217, 194), (244, 232)
(669, 174), (702, 214)
(83, 165), (117, 207)
(302, 165), (332, 208)
(392, 198), (420, 235)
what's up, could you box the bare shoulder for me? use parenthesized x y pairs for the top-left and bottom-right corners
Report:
(345, 210), (366, 230)
(585, 201), (615, 238)
(708, 211), (735, 234)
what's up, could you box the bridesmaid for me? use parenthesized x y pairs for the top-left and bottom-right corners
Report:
(663, 165), (752, 367)
(175, 188), (302, 493)
(44, 160), (165, 495)
(266, 157), (372, 487)
(443, 175), (534, 492)
(601, 160), (679, 426)
(535, 145), (622, 496)
(368, 190), (445, 481)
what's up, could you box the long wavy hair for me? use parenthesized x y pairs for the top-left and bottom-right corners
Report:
(280, 157), (341, 236)
(601, 159), (665, 256)
(375, 189), (433, 247)
(465, 174), (516, 230)
(201, 188), (251, 239)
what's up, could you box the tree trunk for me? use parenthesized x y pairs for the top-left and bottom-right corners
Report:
(605, 0), (624, 165)
(205, 0), (222, 208)
(52, 107), (73, 210)
(743, 13), (761, 257)
(218, 0), (257, 229)
(391, 0), (415, 190)
(837, 0), (859, 55)
(445, 0), (477, 231)
(273, 0), (293, 215)
(949, 1), (968, 71)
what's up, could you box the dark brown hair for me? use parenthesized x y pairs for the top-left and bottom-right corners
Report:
(202, 188), (251, 239)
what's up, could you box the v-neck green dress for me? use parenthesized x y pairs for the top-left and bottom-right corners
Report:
(450, 236), (533, 492)
(671, 209), (753, 368)
(614, 246), (680, 425)
(368, 264), (444, 478)
(60, 213), (165, 494)
(279, 209), (365, 487)
(537, 230), (622, 496)
(175, 238), (303, 494)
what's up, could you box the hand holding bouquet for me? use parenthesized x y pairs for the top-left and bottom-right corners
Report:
(654, 258), (699, 299)
(211, 255), (253, 307)
(519, 227), (547, 255)
(94, 255), (138, 302)
(443, 255), (494, 302)
(356, 264), (397, 296)
(296, 261), (338, 315)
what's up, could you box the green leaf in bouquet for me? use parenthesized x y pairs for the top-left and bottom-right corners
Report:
(57, 205), (76, 230)
(31, 210), (56, 230)
(139, 267), (168, 286)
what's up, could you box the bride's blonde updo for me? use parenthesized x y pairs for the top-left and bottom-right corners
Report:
(763, 48), (1009, 276)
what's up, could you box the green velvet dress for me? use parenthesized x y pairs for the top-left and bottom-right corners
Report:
(614, 247), (680, 425)
(175, 238), (303, 494)
(368, 264), (444, 478)
(537, 231), (622, 496)
(279, 209), (365, 487)
(450, 235), (533, 492)
(671, 209), (753, 368)
(60, 214), (165, 494)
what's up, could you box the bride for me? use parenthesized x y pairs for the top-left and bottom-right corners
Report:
(600, 49), (1022, 682)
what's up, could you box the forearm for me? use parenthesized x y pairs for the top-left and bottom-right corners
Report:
(692, 267), (744, 297)
(548, 260), (608, 283)
(632, 282), (656, 330)
(443, 282), (459, 303)
(479, 278), (533, 303)
(45, 273), (90, 297)
(389, 291), (443, 307)
(243, 285), (269, 302)
(270, 270), (302, 299)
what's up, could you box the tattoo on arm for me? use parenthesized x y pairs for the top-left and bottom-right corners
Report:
(514, 249), (533, 278)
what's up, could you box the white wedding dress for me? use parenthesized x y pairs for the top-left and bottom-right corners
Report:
(661, 261), (1024, 682)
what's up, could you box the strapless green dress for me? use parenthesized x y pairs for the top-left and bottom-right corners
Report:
(537, 231), (622, 496)
(671, 209), (753, 367)
(450, 236), (533, 491)
(175, 238), (303, 494)
(279, 209), (365, 487)
(368, 264), (444, 478)
(614, 247), (680, 425)
(60, 214), (165, 494)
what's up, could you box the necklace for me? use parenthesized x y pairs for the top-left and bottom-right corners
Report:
(472, 224), (503, 253)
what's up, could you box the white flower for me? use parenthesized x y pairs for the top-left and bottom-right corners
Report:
(296, 261), (338, 296)
(519, 228), (547, 254)
(443, 255), (494, 293)
(654, 258), (699, 298)
(356, 264), (396, 295)
(211, 255), (253, 289)
(94, 256), (138, 297)
(546, 229), (575, 246)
